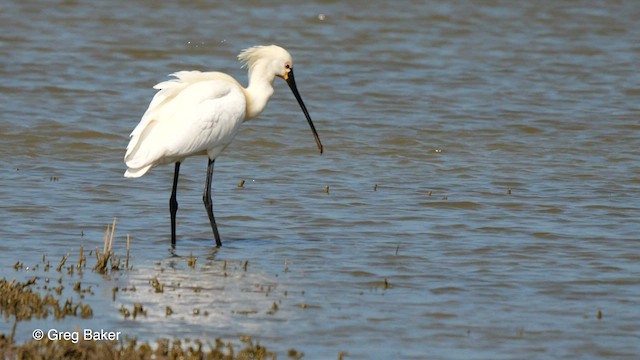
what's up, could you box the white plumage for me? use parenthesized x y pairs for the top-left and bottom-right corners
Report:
(123, 45), (323, 247)
(124, 71), (245, 177)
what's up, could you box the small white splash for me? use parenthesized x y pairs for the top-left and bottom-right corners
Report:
(318, 13), (326, 21)
(186, 41), (206, 48)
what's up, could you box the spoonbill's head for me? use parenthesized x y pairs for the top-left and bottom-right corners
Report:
(239, 45), (323, 154)
(239, 45), (293, 80)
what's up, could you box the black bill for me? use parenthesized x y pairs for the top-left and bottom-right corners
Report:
(285, 69), (323, 154)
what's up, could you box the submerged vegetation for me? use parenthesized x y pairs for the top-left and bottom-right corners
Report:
(0, 219), (310, 360)
(0, 335), (277, 360)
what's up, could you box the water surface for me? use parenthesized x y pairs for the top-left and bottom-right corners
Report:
(1, 1), (639, 358)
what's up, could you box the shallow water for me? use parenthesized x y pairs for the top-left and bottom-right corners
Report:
(2, 0), (640, 358)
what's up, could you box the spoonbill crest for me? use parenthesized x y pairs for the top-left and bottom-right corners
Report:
(124, 45), (323, 247)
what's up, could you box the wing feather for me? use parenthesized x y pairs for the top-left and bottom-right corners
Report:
(124, 71), (246, 177)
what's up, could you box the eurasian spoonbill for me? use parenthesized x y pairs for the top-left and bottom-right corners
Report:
(124, 45), (323, 247)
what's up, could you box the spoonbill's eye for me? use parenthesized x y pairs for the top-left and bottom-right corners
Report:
(285, 64), (291, 69)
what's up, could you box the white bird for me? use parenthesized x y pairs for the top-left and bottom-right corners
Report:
(124, 45), (323, 247)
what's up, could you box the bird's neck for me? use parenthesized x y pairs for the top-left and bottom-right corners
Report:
(244, 67), (275, 120)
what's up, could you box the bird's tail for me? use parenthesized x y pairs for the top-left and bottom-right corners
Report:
(124, 164), (153, 178)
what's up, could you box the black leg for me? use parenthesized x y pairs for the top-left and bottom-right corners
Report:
(170, 162), (181, 248)
(203, 158), (222, 247)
